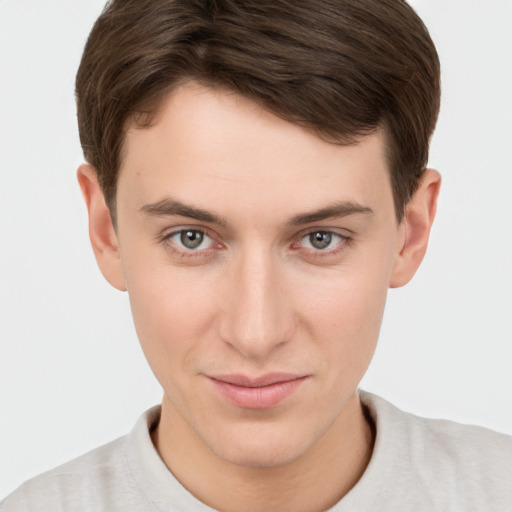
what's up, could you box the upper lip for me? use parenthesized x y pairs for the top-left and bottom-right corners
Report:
(208, 373), (307, 388)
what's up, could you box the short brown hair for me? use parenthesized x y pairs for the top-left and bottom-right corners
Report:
(76, 0), (440, 221)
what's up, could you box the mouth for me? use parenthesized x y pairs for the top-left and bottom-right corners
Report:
(208, 373), (309, 409)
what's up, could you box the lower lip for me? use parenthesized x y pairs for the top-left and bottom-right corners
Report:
(209, 377), (308, 409)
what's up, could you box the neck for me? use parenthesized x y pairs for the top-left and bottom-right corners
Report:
(153, 391), (374, 512)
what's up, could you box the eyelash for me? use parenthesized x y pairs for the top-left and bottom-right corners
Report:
(161, 227), (352, 260)
(292, 230), (352, 258)
(162, 228), (221, 259)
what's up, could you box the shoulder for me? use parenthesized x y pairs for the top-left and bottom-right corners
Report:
(1, 437), (128, 512)
(0, 407), (161, 512)
(359, 391), (512, 510)
(362, 390), (512, 464)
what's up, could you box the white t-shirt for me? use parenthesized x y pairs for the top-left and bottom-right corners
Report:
(2, 391), (511, 511)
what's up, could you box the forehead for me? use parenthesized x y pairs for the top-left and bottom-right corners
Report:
(118, 82), (393, 223)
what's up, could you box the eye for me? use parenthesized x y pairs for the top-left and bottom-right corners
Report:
(301, 231), (345, 251)
(167, 229), (214, 251)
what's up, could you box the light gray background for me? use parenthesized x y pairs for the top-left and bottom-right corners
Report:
(1, 0), (511, 498)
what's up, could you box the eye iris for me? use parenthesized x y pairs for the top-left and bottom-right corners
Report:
(180, 230), (204, 249)
(310, 231), (332, 249)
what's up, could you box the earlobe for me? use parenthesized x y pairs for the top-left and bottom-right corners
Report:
(77, 164), (127, 291)
(389, 168), (441, 288)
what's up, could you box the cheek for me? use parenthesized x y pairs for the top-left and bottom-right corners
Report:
(298, 258), (391, 378)
(124, 258), (221, 385)
(308, 276), (387, 344)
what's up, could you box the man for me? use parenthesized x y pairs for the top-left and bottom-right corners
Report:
(2, 0), (511, 510)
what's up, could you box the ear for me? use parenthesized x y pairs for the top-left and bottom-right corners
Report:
(77, 164), (127, 291)
(389, 168), (441, 288)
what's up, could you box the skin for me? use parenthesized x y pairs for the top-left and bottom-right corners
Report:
(78, 82), (440, 512)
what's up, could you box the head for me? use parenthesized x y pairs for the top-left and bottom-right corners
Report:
(76, 0), (441, 469)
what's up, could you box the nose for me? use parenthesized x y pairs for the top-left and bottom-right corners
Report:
(218, 248), (296, 361)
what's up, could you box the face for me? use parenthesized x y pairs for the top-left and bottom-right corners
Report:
(113, 82), (403, 467)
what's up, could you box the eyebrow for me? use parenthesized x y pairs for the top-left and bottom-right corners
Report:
(140, 199), (228, 226)
(140, 198), (372, 227)
(287, 201), (373, 226)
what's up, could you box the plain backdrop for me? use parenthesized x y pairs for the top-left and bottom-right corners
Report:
(1, 0), (511, 499)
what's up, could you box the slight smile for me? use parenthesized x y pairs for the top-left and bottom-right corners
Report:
(208, 373), (310, 409)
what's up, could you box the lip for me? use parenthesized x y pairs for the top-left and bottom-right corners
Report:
(208, 373), (309, 409)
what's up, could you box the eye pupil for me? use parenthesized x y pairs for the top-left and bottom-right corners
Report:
(180, 230), (204, 249)
(310, 231), (332, 249)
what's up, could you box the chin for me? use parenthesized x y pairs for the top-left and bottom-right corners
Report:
(203, 420), (322, 469)
(216, 442), (305, 469)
